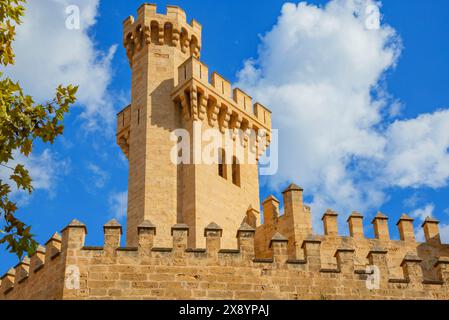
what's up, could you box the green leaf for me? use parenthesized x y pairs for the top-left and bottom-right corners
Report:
(0, 0), (78, 259)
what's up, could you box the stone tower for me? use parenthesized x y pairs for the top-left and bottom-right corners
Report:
(117, 4), (272, 248)
(3, 4), (449, 301)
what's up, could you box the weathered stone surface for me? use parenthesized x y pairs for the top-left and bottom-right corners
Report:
(2, 4), (449, 301)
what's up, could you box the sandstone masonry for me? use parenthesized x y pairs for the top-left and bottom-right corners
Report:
(1, 4), (449, 300)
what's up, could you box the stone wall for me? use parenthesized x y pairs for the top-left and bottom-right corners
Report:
(2, 216), (449, 300)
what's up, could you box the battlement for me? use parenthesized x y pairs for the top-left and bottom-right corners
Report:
(2, 199), (449, 299)
(123, 4), (202, 65)
(255, 184), (449, 282)
(5, 3), (447, 300)
(171, 56), (272, 155)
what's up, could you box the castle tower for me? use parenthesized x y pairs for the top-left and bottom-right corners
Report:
(117, 4), (272, 248)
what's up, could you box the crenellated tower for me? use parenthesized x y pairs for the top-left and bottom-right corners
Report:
(117, 4), (272, 248)
(3, 4), (449, 301)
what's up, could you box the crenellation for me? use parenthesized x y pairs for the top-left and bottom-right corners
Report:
(171, 224), (189, 254)
(397, 214), (415, 242)
(166, 5), (186, 23)
(233, 88), (253, 114)
(14, 256), (30, 285)
(237, 223), (256, 259)
(4, 3), (449, 301)
(401, 254), (424, 287)
(372, 212), (390, 240)
(204, 222), (223, 258)
(211, 72), (232, 98)
(104, 219), (123, 254)
(270, 233), (289, 265)
(347, 212), (364, 239)
(3, 216), (449, 300)
(0, 268), (15, 295)
(137, 220), (156, 256)
(322, 209), (338, 236)
(171, 56), (272, 160)
(244, 206), (259, 229)
(30, 245), (46, 273)
(301, 238), (322, 272)
(435, 257), (449, 283)
(123, 3), (201, 67)
(262, 195), (280, 225)
(254, 102), (271, 127)
(45, 232), (62, 263)
(61, 219), (87, 250)
(335, 248), (355, 276)
(422, 217), (440, 244)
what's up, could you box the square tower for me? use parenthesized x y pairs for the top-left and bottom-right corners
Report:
(117, 4), (272, 248)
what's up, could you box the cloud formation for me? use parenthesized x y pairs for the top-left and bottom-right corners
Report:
(0, 150), (70, 205)
(5, 0), (117, 130)
(87, 163), (109, 189)
(108, 191), (128, 221)
(237, 0), (449, 229)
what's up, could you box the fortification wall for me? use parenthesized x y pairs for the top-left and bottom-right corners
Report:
(2, 215), (449, 300)
(254, 185), (449, 282)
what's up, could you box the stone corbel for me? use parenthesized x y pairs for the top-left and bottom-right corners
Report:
(190, 86), (199, 121)
(207, 99), (219, 128)
(143, 25), (151, 45)
(218, 105), (232, 134)
(230, 113), (243, 141)
(172, 28), (180, 48)
(158, 25), (165, 45)
(198, 92), (208, 121)
(134, 25), (143, 51)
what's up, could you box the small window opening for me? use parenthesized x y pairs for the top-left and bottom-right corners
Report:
(232, 156), (241, 187)
(218, 148), (227, 179)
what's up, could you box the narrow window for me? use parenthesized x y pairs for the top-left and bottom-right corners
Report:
(232, 156), (241, 187)
(137, 109), (140, 125)
(218, 148), (227, 179)
(151, 22), (158, 44)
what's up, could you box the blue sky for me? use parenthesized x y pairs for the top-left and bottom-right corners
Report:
(1, 0), (449, 273)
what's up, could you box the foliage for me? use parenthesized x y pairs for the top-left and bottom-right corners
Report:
(0, 0), (78, 258)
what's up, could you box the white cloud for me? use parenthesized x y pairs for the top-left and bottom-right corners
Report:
(236, 0), (449, 230)
(237, 0), (400, 226)
(440, 224), (449, 244)
(402, 192), (423, 208)
(108, 191), (128, 221)
(0, 150), (70, 205)
(384, 110), (449, 188)
(4, 0), (117, 131)
(410, 203), (435, 222)
(86, 163), (109, 189)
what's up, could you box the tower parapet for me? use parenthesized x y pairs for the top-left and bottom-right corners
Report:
(2, 214), (449, 300)
(123, 4), (202, 66)
(255, 185), (449, 280)
(117, 4), (271, 250)
(172, 56), (272, 157)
